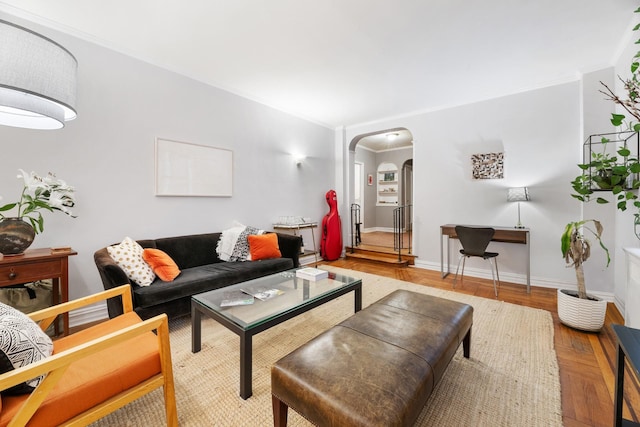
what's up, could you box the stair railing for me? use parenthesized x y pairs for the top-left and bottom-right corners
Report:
(350, 203), (362, 253)
(393, 204), (412, 262)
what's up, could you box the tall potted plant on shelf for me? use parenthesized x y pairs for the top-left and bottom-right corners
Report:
(558, 220), (610, 331)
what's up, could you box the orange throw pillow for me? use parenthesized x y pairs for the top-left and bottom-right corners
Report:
(142, 248), (180, 281)
(248, 233), (281, 261)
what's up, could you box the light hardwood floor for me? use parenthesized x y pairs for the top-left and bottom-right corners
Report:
(321, 257), (640, 427)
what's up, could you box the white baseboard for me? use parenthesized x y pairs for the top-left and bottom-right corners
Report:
(413, 259), (616, 302)
(69, 301), (109, 328)
(362, 227), (394, 233)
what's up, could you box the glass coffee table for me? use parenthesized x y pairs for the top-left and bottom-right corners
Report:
(191, 268), (362, 399)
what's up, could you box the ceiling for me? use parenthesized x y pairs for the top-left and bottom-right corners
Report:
(357, 129), (413, 152)
(0, 1), (637, 129)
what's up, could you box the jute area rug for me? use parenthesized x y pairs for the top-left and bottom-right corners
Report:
(92, 266), (562, 427)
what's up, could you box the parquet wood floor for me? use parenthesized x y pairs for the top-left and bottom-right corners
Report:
(321, 257), (640, 427)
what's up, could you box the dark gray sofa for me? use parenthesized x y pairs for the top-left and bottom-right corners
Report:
(94, 232), (302, 319)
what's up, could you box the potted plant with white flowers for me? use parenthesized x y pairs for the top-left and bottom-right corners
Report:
(0, 169), (76, 255)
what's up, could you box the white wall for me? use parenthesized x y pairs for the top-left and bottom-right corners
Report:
(0, 14), (335, 304)
(341, 82), (590, 292)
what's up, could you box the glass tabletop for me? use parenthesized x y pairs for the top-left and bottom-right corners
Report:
(192, 268), (361, 330)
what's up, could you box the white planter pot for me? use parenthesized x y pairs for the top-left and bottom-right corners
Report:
(557, 289), (607, 332)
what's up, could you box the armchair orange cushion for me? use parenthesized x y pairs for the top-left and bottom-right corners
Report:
(142, 248), (181, 281)
(248, 233), (282, 260)
(0, 312), (160, 427)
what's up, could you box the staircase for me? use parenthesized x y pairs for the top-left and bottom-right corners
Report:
(344, 244), (416, 266)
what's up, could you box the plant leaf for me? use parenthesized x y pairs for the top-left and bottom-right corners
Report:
(611, 113), (626, 126)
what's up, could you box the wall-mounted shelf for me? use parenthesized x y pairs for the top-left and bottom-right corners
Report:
(377, 162), (398, 206)
(583, 131), (639, 192)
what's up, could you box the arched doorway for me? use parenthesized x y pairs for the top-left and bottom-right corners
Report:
(348, 128), (414, 251)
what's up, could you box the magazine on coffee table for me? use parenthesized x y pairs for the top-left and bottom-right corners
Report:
(220, 290), (255, 307)
(241, 287), (285, 301)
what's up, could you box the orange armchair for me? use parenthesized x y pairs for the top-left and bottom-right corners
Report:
(0, 285), (177, 426)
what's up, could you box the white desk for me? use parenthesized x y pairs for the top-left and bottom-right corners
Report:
(440, 224), (531, 293)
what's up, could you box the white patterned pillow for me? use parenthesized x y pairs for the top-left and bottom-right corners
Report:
(0, 302), (54, 395)
(107, 236), (156, 286)
(217, 225), (265, 262)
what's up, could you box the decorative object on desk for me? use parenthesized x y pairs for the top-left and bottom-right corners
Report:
(0, 169), (76, 252)
(558, 219), (609, 331)
(296, 267), (329, 281)
(0, 20), (77, 130)
(507, 187), (530, 228)
(471, 152), (504, 179)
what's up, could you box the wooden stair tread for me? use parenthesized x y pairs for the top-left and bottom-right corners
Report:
(344, 251), (410, 266)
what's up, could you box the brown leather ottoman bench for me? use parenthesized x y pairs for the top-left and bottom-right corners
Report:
(271, 289), (473, 427)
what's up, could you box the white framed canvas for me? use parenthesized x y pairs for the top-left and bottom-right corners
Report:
(155, 138), (233, 197)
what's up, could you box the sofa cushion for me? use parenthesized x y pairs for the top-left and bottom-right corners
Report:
(154, 233), (221, 269)
(0, 312), (160, 427)
(217, 225), (264, 262)
(0, 303), (53, 395)
(107, 237), (156, 286)
(133, 258), (294, 309)
(248, 233), (281, 260)
(142, 248), (181, 281)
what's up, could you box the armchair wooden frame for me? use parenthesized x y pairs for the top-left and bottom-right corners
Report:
(0, 285), (178, 427)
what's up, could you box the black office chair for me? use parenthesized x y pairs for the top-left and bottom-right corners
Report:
(453, 226), (500, 297)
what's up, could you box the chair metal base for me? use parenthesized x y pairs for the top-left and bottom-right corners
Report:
(453, 254), (500, 297)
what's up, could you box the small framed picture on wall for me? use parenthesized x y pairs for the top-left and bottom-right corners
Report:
(367, 174), (373, 186)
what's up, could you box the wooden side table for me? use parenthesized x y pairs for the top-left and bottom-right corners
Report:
(0, 247), (77, 336)
(612, 324), (640, 426)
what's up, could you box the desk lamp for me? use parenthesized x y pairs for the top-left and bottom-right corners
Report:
(507, 187), (530, 229)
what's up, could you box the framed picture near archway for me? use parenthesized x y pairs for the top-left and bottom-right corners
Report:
(367, 174), (373, 186)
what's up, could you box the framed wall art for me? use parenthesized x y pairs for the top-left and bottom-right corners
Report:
(471, 152), (504, 179)
(155, 138), (233, 197)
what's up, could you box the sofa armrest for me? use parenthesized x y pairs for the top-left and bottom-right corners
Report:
(276, 233), (302, 267)
(94, 248), (135, 318)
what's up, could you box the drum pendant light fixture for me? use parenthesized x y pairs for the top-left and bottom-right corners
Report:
(0, 19), (77, 130)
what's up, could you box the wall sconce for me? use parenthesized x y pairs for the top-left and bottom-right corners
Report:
(0, 20), (78, 130)
(386, 133), (398, 141)
(507, 187), (530, 229)
(293, 154), (305, 166)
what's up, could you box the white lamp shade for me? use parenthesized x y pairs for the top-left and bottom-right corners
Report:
(507, 187), (531, 202)
(0, 20), (77, 130)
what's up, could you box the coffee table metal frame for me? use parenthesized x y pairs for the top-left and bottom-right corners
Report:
(191, 269), (362, 399)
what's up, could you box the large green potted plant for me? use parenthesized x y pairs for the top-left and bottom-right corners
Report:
(558, 220), (610, 331)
